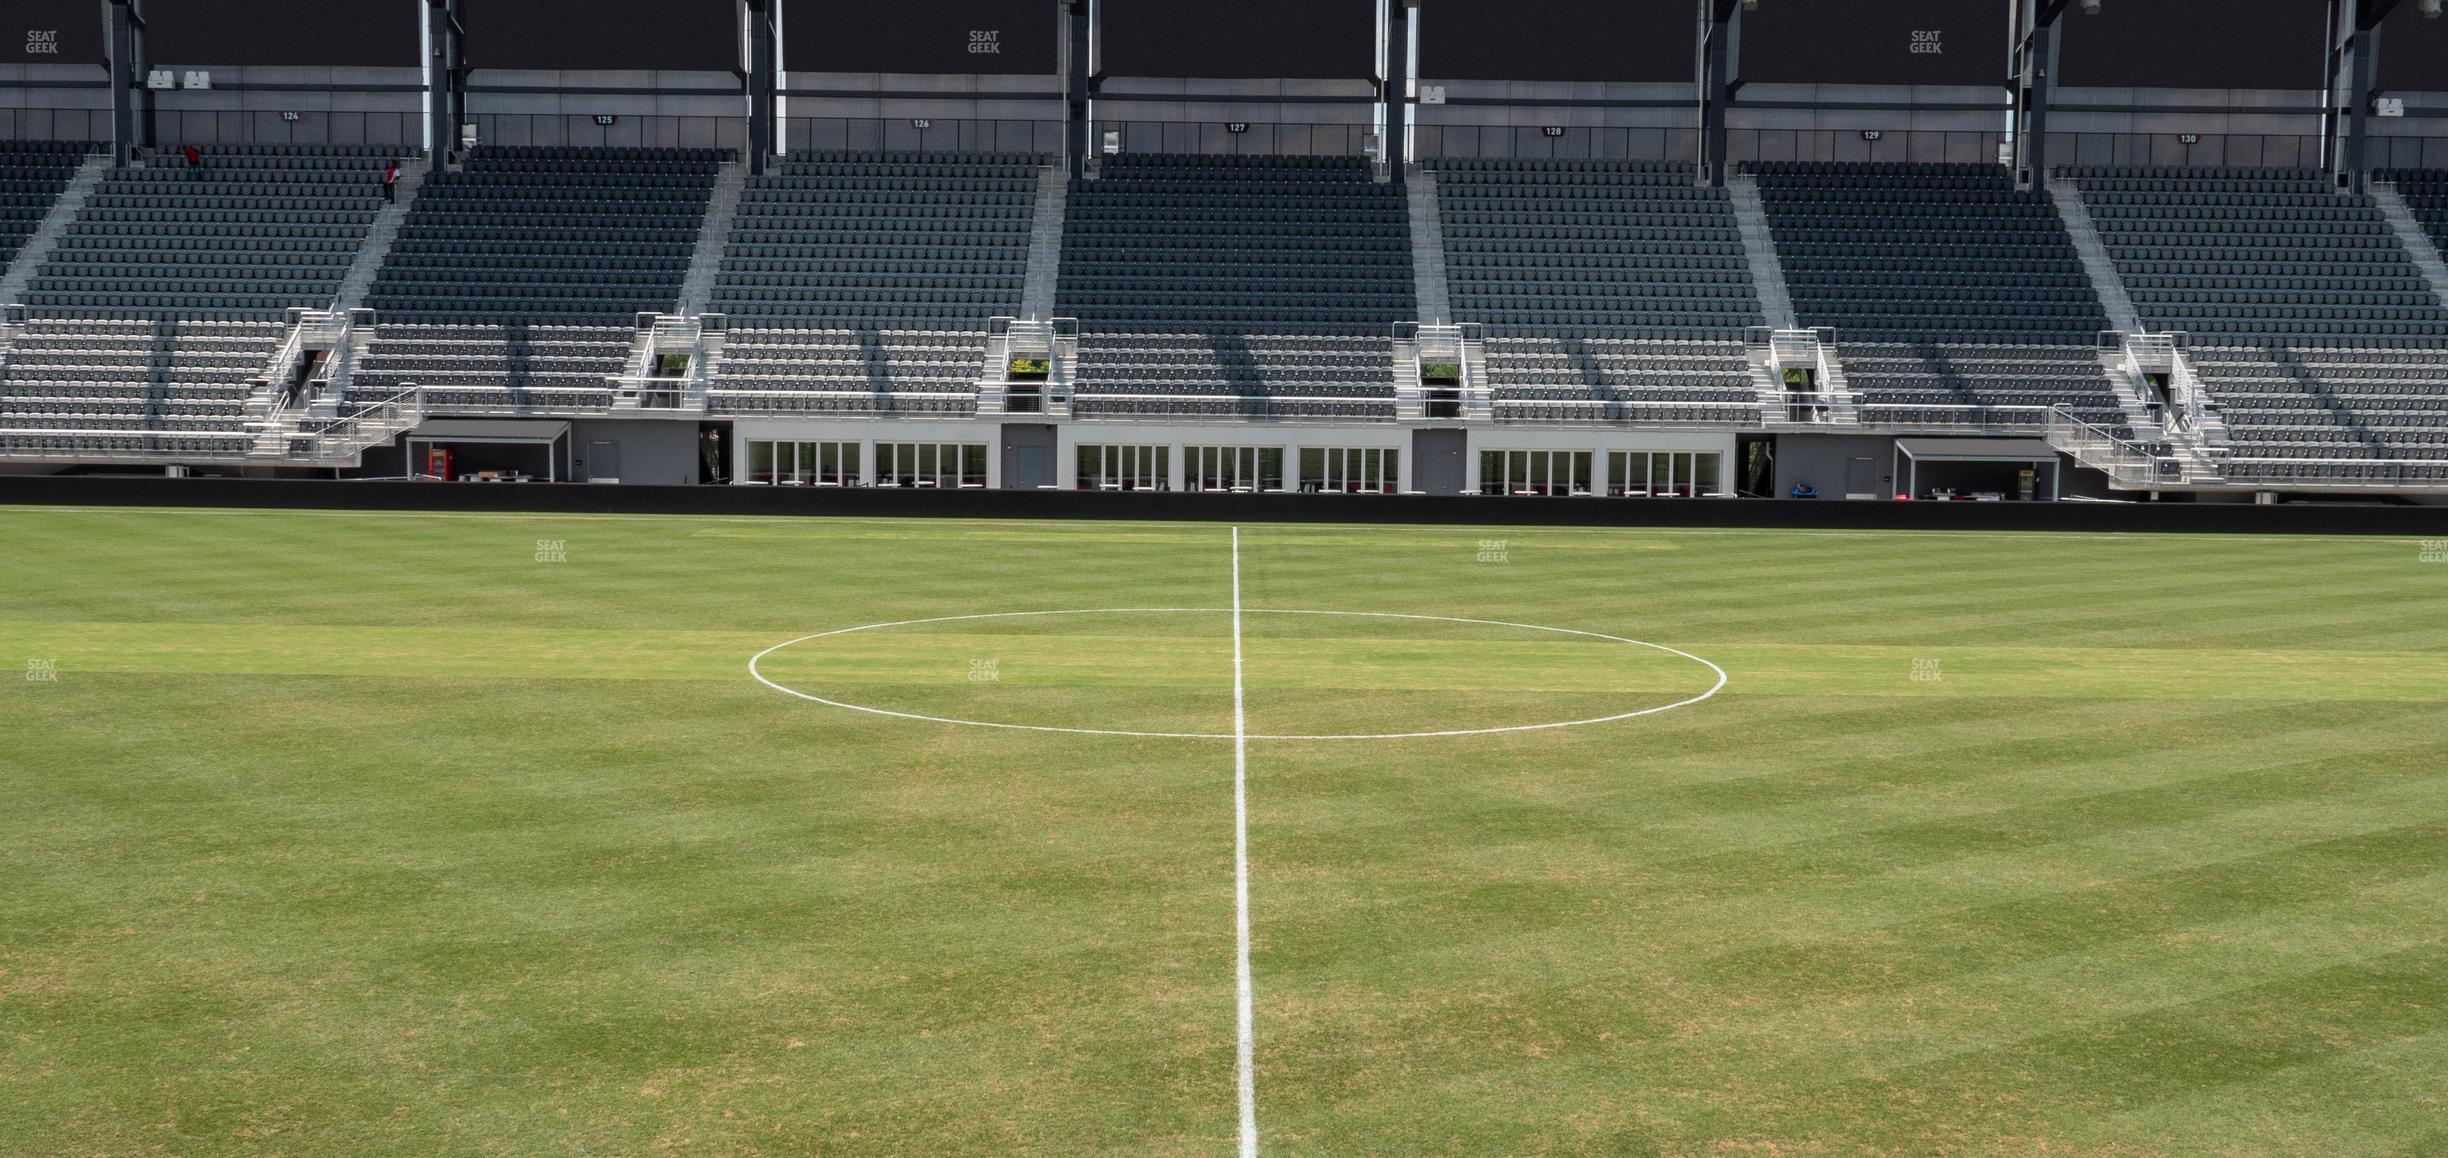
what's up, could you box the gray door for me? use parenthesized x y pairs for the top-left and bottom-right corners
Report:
(1844, 455), (1878, 499)
(1001, 423), (1058, 489)
(1411, 429), (1467, 496)
(589, 440), (621, 484)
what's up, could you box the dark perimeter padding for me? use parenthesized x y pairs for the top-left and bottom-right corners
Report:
(2, 477), (2445, 536)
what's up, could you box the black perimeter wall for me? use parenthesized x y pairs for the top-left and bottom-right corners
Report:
(1737, 0), (2008, 88)
(2058, 0), (2329, 90)
(8, 0), (104, 67)
(4, 478), (2444, 536)
(146, 0), (421, 68)
(1100, 0), (1376, 79)
(1418, 0), (1692, 84)
(787, 0), (1057, 75)
(467, 0), (739, 72)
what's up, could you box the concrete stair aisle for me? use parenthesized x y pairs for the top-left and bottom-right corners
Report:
(1018, 163), (1068, 320)
(1747, 348), (1788, 421)
(1391, 333), (1424, 420)
(1726, 174), (1798, 331)
(2372, 182), (2448, 317)
(332, 164), (425, 314)
(2048, 179), (2143, 334)
(676, 160), (748, 316)
(0, 152), (107, 307)
(2098, 349), (2167, 441)
(1817, 350), (1859, 424)
(1406, 168), (1453, 324)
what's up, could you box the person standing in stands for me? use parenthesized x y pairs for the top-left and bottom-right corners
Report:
(381, 158), (400, 203)
(182, 144), (202, 183)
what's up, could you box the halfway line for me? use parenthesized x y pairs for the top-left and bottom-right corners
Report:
(1230, 527), (1258, 1157)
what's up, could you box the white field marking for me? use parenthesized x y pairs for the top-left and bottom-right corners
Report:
(1230, 529), (1258, 1158)
(746, 608), (1728, 741)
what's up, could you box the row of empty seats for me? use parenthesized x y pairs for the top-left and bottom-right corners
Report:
(1436, 158), (1761, 340)
(2072, 167), (2448, 473)
(2071, 166), (2448, 345)
(711, 329), (979, 414)
(0, 140), (89, 274)
(1055, 155), (1412, 411)
(355, 147), (719, 411)
(0, 317), (275, 456)
(26, 144), (389, 320)
(711, 154), (1039, 328)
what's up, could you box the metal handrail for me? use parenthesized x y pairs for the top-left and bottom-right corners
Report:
(1857, 402), (2051, 426)
(2042, 404), (2181, 486)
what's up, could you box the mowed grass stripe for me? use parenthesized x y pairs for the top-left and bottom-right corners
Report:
(5, 506), (2448, 1154)
(8, 617), (2439, 704)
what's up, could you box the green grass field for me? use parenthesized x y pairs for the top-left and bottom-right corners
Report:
(3, 505), (2446, 1155)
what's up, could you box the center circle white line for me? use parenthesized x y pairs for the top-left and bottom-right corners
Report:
(747, 608), (1727, 741)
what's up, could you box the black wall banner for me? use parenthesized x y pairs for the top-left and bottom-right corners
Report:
(2058, 0), (2328, 90)
(2380, 1), (2448, 93)
(466, 0), (739, 72)
(1101, 0), (1375, 80)
(1418, 0), (1692, 84)
(1737, 0), (2007, 87)
(7, 0), (103, 66)
(787, 0), (1056, 75)
(149, 0), (420, 68)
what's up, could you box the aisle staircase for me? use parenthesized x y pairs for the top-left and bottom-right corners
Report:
(0, 152), (106, 307)
(331, 164), (425, 314)
(676, 160), (748, 315)
(1727, 175), (1798, 330)
(1018, 163), (1069, 321)
(2049, 179), (2143, 333)
(1406, 168), (1454, 325)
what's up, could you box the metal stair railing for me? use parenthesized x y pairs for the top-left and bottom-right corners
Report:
(2042, 404), (2186, 488)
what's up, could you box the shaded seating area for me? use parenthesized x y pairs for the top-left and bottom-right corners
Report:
(1754, 162), (2120, 432)
(357, 146), (721, 411)
(1058, 154), (1409, 418)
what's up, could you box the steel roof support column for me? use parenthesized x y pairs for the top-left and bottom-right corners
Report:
(745, 0), (777, 175)
(1065, 0), (1093, 179)
(426, 0), (466, 171)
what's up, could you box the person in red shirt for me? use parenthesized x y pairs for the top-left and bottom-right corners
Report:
(382, 159), (400, 203)
(182, 144), (202, 183)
